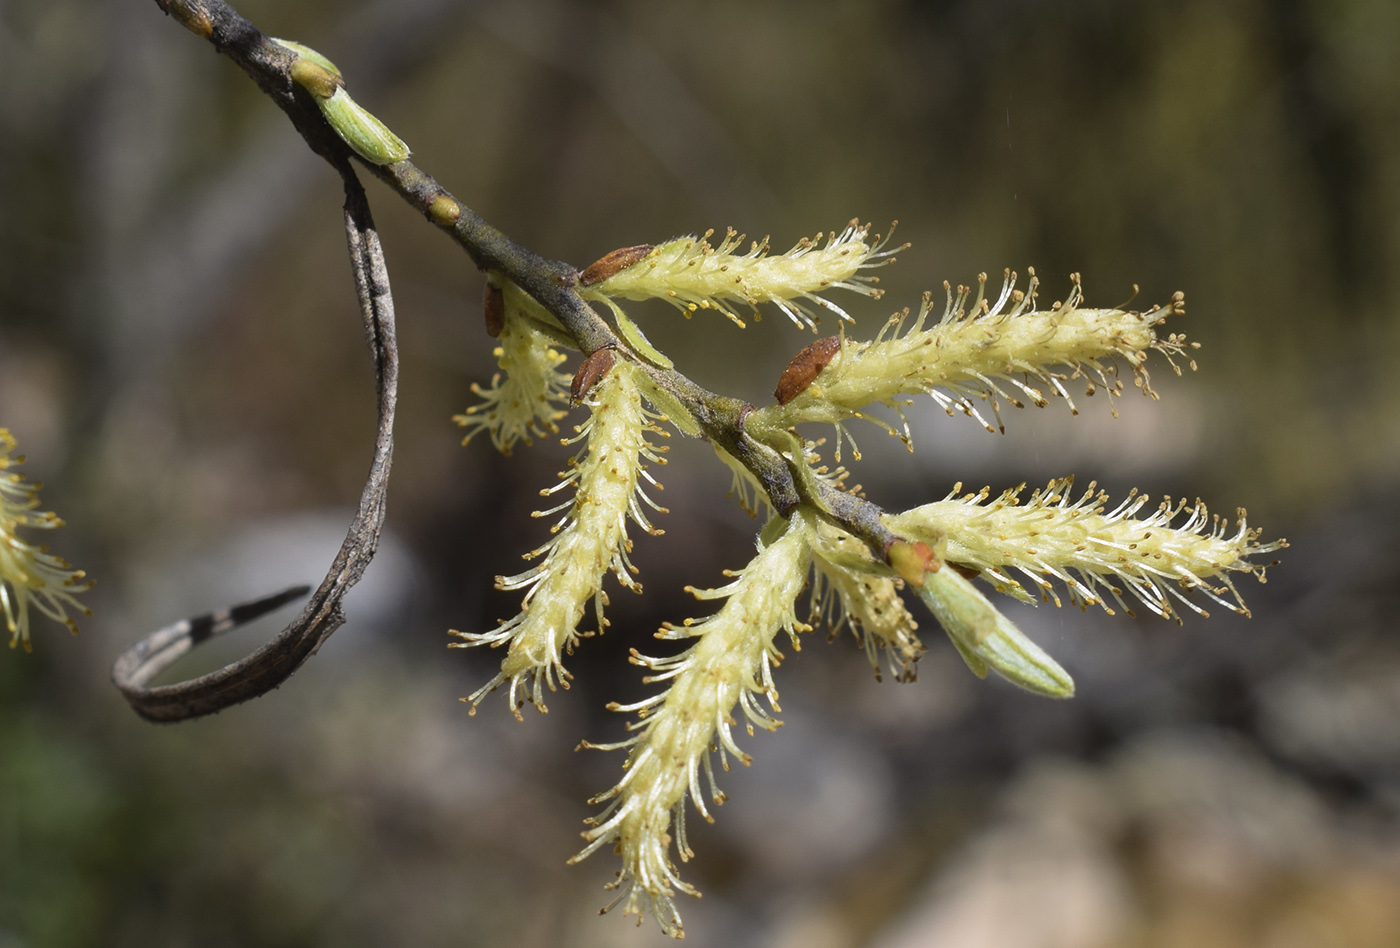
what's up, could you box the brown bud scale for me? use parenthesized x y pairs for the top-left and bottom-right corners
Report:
(773, 335), (842, 405)
(483, 283), (504, 337)
(290, 59), (343, 99)
(886, 540), (940, 589)
(164, 0), (213, 37)
(579, 245), (654, 287)
(572, 348), (617, 404)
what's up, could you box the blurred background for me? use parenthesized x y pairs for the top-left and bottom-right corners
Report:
(3, 0), (1400, 945)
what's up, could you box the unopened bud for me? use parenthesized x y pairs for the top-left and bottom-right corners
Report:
(483, 282), (504, 337)
(580, 245), (654, 287)
(289, 58), (342, 99)
(572, 348), (617, 404)
(271, 38), (342, 77)
(917, 566), (1074, 698)
(317, 87), (410, 165)
(429, 193), (462, 226)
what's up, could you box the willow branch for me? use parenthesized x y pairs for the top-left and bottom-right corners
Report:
(148, 0), (900, 555)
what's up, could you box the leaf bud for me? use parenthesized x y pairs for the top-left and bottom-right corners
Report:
(271, 38), (342, 77)
(917, 566), (1075, 698)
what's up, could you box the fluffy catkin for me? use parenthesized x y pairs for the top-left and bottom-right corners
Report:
(886, 478), (1284, 622)
(0, 429), (91, 650)
(452, 361), (665, 714)
(754, 270), (1193, 440)
(453, 291), (570, 454)
(579, 222), (897, 329)
(810, 522), (923, 680)
(571, 509), (817, 937)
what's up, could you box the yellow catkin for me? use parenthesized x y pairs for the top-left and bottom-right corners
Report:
(579, 221), (898, 329)
(754, 270), (1194, 439)
(453, 292), (570, 455)
(452, 361), (665, 715)
(0, 429), (92, 651)
(711, 451), (921, 679)
(810, 522), (923, 681)
(571, 510), (816, 937)
(886, 477), (1285, 623)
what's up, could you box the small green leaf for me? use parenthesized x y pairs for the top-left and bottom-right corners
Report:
(918, 566), (1074, 698)
(319, 88), (410, 166)
(947, 633), (989, 678)
(635, 375), (700, 438)
(599, 298), (672, 369)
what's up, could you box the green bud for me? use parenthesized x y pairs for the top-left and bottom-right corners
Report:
(428, 193), (462, 226)
(318, 87), (410, 166)
(274, 37), (408, 166)
(917, 564), (1075, 698)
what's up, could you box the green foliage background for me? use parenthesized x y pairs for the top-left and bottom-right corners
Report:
(3, 1), (1399, 946)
